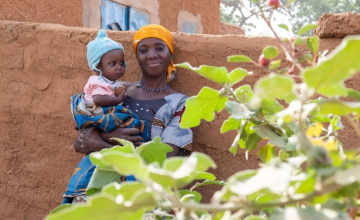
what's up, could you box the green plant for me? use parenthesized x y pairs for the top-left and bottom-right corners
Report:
(47, 1), (360, 219)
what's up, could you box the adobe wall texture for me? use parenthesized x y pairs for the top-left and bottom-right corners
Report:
(220, 22), (245, 35)
(158, 0), (220, 34)
(0, 0), (83, 27)
(315, 12), (360, 38)
(0, 0), (220, 34)
(0, 20), (356, 219)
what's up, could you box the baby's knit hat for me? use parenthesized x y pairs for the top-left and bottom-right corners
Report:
(87, 30), (127, 77)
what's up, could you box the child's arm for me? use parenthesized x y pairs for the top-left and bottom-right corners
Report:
(93, 90), (126, 106)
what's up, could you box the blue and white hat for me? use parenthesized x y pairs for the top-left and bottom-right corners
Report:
(87, 30), (127, 77)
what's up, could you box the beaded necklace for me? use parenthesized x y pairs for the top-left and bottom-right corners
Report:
(137, 81), (169, 92)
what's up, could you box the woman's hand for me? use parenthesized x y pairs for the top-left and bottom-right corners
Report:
(73, 127), (113, 155)
(100, 118), (143, 146)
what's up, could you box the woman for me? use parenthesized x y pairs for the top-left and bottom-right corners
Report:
(64, 24), (193, 203)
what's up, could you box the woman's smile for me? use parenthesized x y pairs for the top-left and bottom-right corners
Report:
(147, 62), (161, 67)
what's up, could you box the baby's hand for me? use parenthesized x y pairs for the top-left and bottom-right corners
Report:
(115, 85), (125, 97)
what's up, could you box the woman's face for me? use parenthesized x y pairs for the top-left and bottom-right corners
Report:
(136, 38), (172, 79)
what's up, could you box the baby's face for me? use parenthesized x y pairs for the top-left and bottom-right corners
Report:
(98, 49), (125, 81)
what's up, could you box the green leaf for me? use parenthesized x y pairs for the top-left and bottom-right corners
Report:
(317, 82), (348, 97)
(295, 176), (315, 194)
(148, 166), (175, 188)
(303, 53), (313, 61)
(303, 36), (360, 97)
(310, 115), (331, 123)
(86, 168), (121, 196)
(129, 190), (157, 210)
(234, 85), (254, 103)
(194, 171), (216, 181)
(270, 207), (350, 220)
(163, 157), (184, 171)
(46, 195), (145, 220)
(330, 115), (343, 131)
(257, 144), (276, 163)
(333, 164), (360, 185)
(255, 74), (295, 101)
(221, 117), (242, 133)
(321, 198), (345, 211)
(269, 60), (281, 70)
(262, 46), (279, 60)
(228, 68), (252, 85)
(179, 190), (202, 203)
(149, 153), (216, 188)
(135, 136), (173, 166)
(176, 62), (229, 85)
(238, 121), (256, 149)
(49, 204), (72, 215)
(192, 152), (217, 171)
(229, 163), (292, 196)
(334, 182), (360, 198)
(227, 55), (254, 63)
(261, 99), (285, 114)
(246, 133), (262, 151)
(181, 87), (228, 128)
(284, 136), (297, 152)
(317, 100), (360, 116)
(90, 146), (134, 167)
(347, 88), (360, 101)
(244, 216), (268, 220)
(90, 151), (147, 180)
(297, 24), (317, 36)
(278, 24), (289, 32)
(226, 101), (253, 120)
(279, 150), (289, 160)
(294, 37), (303, 46)
(307, 36), (319, 55)
(286, 0), (296, 7)
(109, 138), (135, 151)
(254, 125), (287, 149)
(102, 182), (146, 201)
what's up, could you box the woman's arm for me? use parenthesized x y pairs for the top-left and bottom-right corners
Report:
(73, 119), (142, 154)
(167, 143), (181, 157)
(73, 128), (113, 155)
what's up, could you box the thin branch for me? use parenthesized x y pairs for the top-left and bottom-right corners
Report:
(345, 115), (360, 138)
(159, 184), (344, 212)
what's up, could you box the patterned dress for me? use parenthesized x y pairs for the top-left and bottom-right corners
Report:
(63, 92), (193, 203)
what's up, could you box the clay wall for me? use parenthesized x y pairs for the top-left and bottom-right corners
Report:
(158, 0), (221, 34)
(0, 20), (355, 219)
(0, 0), (83, 27)
(220, 22), (245, 35)
(0, 0), (221, 34)
(315, 12), (360, 38)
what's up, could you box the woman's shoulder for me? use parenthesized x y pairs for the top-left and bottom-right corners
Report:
(163, 92), (188, 109)
(122, 81), (137, 87)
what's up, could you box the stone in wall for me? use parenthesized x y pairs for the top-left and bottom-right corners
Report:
(220, 22), (245, 35)
(315, 12), (360, 38)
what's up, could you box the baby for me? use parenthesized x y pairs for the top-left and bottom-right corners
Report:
(63, 30), (148, 204)
(71, 30), (148, 133)
(84, 29), (126, 116)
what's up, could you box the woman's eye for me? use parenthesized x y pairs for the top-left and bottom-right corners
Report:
(157, 47), (164, 51)
(139, 48), (147, 54)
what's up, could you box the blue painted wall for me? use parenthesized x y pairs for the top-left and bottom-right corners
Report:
(100, 0), (150, 31)
(181, 20), (198, 34)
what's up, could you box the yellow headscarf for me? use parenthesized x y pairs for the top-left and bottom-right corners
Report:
(133, 24), (176, 83)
